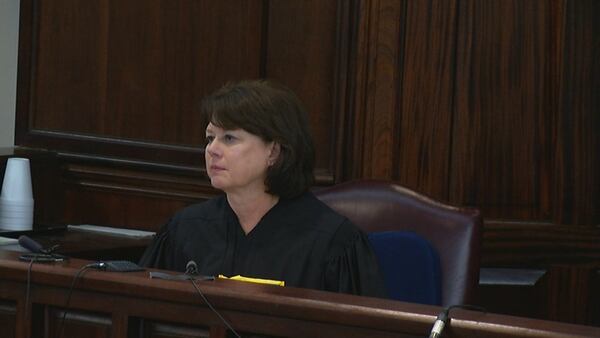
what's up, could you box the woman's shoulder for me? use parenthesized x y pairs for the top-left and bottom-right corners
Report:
(285, 191), (344, 219)
(279, 191), (359, 236)
(153, 195), (228, 241)
(174, 195), (227, 221)
(303, 192), (367, 247)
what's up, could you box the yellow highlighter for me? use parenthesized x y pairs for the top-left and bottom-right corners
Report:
(218, 275), (285, 287)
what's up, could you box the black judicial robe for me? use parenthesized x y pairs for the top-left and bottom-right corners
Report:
(139, 192), (386, 298)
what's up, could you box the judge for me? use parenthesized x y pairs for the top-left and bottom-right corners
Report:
(140, 79), (386, 297)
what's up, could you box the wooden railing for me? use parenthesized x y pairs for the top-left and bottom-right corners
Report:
(1, 249), (599, 338)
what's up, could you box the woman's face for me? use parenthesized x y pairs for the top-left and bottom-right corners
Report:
(205, 123), (277, 195)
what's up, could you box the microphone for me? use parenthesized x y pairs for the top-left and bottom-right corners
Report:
(90, 260), (145, 272)
(18, 235), (46, 253)
(185, 260), (198, 275)
(150, 260), (213, 281)
(428, 304), (486, 338)
(18, 235), (67, 262)
(428, 310), (448, 338)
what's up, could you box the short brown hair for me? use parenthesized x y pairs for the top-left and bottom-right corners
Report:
(200, 79), (315, 199)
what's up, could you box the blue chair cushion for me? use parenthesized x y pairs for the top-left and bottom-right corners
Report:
(368, 231), (442, 305)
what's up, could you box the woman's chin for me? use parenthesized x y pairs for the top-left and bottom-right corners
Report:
(209, 178), (228, 191)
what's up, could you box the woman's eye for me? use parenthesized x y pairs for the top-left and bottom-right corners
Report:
(205, 136), (214, 144)
(224, 134), (236, 142)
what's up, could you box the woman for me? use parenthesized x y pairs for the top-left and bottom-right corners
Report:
(140, 80), (385, 297)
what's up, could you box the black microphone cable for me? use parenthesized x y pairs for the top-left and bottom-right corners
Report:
(57, 263), (98, 338)
(24, 258), (36, 320)
(185, 261), (242, 338)
(429, 304), (486, 338)
(22, 238), (68, 322)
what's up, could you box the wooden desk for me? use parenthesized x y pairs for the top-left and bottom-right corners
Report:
(1, 250), (599, 338)
(0, 227), (151, 261)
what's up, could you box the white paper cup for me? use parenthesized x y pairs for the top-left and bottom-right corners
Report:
(0, 197), (34, 208)
(0, 212), (34, 230)
(0, 203), (33, 215)
(0, 204), (33, 220)
(0, 216), (34, 224)
(1, 158), (34, 202)
(0, 219), (33, 231)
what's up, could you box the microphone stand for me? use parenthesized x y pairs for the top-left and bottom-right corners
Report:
(149, 260), (215, 281)
(19, 245), (68, 262)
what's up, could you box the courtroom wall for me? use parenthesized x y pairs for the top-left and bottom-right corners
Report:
(0, 0), (19, 147)
(12, 0), (600, 326)
(16, 0), (599, 230)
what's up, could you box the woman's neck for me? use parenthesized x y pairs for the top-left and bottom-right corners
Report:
(226, 190), (279, 234)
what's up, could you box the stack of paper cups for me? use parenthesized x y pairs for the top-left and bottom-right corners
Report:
(0, 158), (34, 230)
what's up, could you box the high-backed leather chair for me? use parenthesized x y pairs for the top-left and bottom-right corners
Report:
(314, 180), (482, 307)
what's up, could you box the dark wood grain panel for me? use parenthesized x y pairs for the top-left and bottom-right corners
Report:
(451, 0), (560, 220)
(347, 0), (373, 180)
(57, 158), (221, 230)
(142, 321), (210, 338)
(103, 0), (263, 144)
(18, 0), (264, 168)
(62, 182), (199, 231)
(479, 269), (549, 321)
(480, 221), (600, 325)
(364, 0), (403, 180)
(553, 0), (600, 226)
(0, 300), (17, 338)
(480, 219), (600, 325)
(544, 265), (595, 325)
(47, 308), (112, 338)
(395, 0), (458, 200)
(481, 221), (600, 267)
(32, 0), (109, 134)
(265, 0), (342, 181)
(17, 0), (348, 184)
(350, 0), (459, 200)
(592, 271), (600, 326)
(350, 0), (403, 180)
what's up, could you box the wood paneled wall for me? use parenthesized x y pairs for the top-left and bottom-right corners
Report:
(14, 0), (599, 325)
(17, 0), (357, 228)
(350, 0), (598, 225)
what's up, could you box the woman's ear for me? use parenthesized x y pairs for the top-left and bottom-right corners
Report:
(268, 143), (281, 166)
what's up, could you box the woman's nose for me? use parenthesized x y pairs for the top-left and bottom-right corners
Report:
(206, 140), (221, 157)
